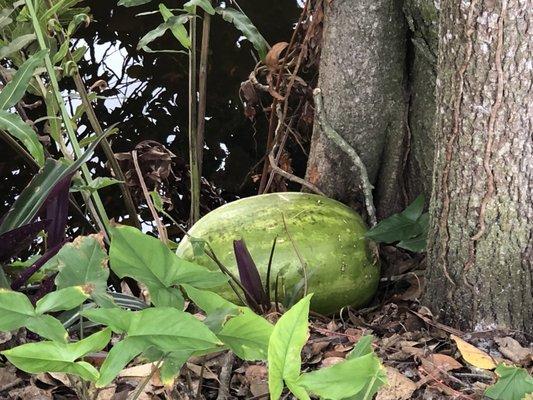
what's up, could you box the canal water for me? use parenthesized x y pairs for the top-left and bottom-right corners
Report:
(0, 1), (304, 236)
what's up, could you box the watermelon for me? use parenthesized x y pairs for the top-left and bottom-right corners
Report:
(176, 192), (379, 314)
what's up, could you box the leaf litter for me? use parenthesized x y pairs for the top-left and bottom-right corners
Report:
(1, 255), (532, 399)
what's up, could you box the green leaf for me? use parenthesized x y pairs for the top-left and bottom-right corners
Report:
(298, 353), (386, 400)
(365, 214), (423, 243)
(158, 4), (190, 49)
(137, 14), (190, 52)
(25, 314), (68, 342)
(0, 135), (106, 234)
(182, 284), (238, 315)
(401, 194), (425, 221)
(35, 286), (89, 314)
(0, 289), (36, 331)
(365, 195), (428, 250)
(160, 351), (192, 385)
(0, 289), (68, 341)
(286, 381), (311, 400)
(182, 284), (239, 332)
(218, 308), (273, 361)
(83, 307), (222, 387)
(0, 34), (36, 59)
(184, 0), (215, 15)
(216, 7), (269, 60)
(397, 234), (427, 252)
(96, 337), (147, 387)
(485, 364), (533, 400)
(1, 328), (111, 382)
(348, 335), (374, 359)
(81, 307), (132, 333)
(109, 226), (227, 308)
(268, 294), (313, 400)
(0, 49), (47, 110)
(72, 176), (123, 193)
(0, 110), (45, 166)
(117, 0), (152, 6)
(53, 235), (114, 308)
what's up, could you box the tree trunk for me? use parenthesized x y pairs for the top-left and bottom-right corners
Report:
(304, 0), (408, 219)
(403, 0), (439, 203)
(424, 0), (532, 334)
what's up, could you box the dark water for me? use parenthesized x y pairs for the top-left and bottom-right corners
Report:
(0, 1), (303, 232)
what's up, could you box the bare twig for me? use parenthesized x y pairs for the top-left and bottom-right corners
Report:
(132, 150), (168, 243)
(266, 105), (324, 194)
(258, 0), (310, 193)
(129, 358), (165, 400)
(216, 352), (235, 400)
(313, 88), (377, 226)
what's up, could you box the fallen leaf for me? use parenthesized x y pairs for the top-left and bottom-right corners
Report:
(118, 362), (157, 378)
(376, 367), (417, 400)
(494, 337), (532, 364)
(95, 386), (116, 400)
(422, 353), (463, 374)
(451, 334), (496, 370)
(245, 365), (268, 397)
(320, 357), (345, 368)
(186, 363), (218, 380)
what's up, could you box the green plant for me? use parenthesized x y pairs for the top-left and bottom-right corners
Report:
(365, 194), (429, 252)
(484, 364), (533, 400)
(0, 227), (385, 399)
(267, 294), (386, 400)
(121, 0), (269, 224)
(0, 0), (140, 238)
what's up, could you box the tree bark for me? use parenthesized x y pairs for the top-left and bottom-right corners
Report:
(304, 0), (408, 219)
(424, 0), (532, 334)
(403, 0), (439, 203)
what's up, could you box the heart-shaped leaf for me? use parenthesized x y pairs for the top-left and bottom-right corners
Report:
(53, 234), (114, 308)
(268, 294), (313, 400)
(1, 328), (111, 381)
(109, 226), (227, 308)
(82, 307), (222, 387)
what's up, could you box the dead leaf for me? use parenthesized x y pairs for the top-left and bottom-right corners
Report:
(95, 386), (116, 400)
(265, 42), (289, 71)
(451, 334), (496, 370)
(320, 357), (344, 368)
(186, 363), (218, 381)
(421, 353), (463, 375)
(376, 367), (417, 400)
(245, 365), (268, 397)
(494, 337), (532, 364)
(118, 362), (157, 378)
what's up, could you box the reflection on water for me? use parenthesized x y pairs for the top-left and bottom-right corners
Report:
(0, 1), (302, 232)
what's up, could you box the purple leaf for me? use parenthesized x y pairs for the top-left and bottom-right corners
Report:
(10, 241), (65, 290)
(233, 239), (269, 311)
(0, 220), (48, 263)
(43, 174), (72, 247)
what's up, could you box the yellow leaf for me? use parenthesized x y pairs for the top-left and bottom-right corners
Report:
(451, 334), (496, 370)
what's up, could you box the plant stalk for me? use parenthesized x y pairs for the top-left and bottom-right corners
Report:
(188, 10), (200, 225)
(44, 0), (140, 229)
(197, 4), (211, 174)
(25, 0), (111, 235)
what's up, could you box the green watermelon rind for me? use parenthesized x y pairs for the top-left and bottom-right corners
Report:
(176, 192), (379, 314)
